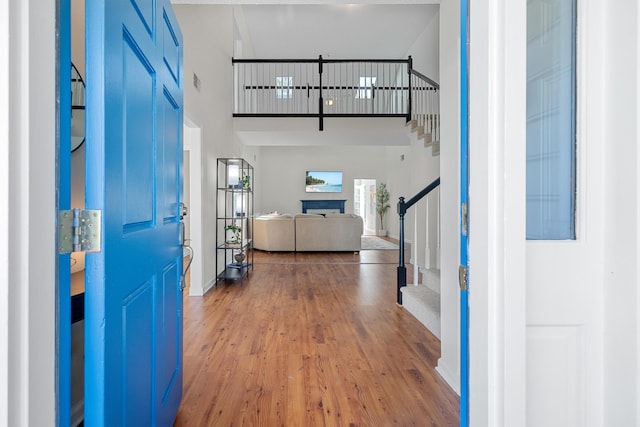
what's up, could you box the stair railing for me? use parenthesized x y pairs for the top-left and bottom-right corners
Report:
(396, 177), (441, 305)
(407, 61), (441, 148)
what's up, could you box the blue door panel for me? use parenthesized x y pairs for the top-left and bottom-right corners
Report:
(159, 261), (179, 399)
(122, 279), (155, 426)
(123, 37), (156, 229)
(130, 0), (155, 37)
(162, 11), (180, 84)
(156, 258), (183, 427)
(161, 89), (180, 221)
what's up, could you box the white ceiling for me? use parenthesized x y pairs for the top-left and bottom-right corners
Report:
(239, 4), (439, 59)
(172, 1), (440, 58)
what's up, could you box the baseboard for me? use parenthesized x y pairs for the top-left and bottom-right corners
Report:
(201, 276), (217, 295)
(436, 357), (460, 396)
(188, 284), (203, 296)
(188, 275), (216, 297)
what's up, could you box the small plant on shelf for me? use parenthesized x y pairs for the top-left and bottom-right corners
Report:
(241, 174), (251, 191)
(224, 224), (242, 244)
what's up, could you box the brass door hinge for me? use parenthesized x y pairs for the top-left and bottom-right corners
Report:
(461, 202), (468, 235)
(459, 264), (469, 291)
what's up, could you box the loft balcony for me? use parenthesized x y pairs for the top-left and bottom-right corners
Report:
(232, 56), (439, 136)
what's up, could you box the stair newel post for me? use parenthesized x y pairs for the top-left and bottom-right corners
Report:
(406, 55), (413, 124)
(397, 196), (407, 304)
(318, 55), (324, 131)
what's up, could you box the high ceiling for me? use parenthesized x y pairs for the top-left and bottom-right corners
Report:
(172, 1), (440, 59)
(171, 1), (441, 146)
(240, 4), (439, 59)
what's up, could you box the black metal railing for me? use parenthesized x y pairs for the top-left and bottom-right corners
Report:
(232, 55), (439, 131)
(408, 67), (440, 142)
(396, 177), (441, 305)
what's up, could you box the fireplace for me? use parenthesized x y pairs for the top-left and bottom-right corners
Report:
(300, 199), (346, 214)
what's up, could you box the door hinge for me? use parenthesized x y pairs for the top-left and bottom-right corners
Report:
(461, 202), (468, 235)
(58, 208), (102, 254)
(458, 264), (469, 291)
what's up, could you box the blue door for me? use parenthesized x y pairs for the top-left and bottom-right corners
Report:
(84, 0), (184, 424)
(459, 0), (470, 425)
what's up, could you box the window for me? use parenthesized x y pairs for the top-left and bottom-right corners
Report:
(275, 76), (293, 99)
(526, 0), (576, 239)
(356, 76), (376, 99)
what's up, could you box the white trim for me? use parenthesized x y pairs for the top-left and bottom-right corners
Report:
(202, 276), (217, 295)
(469, 0), (527, 425)
(436, 358), (460, 396)
(183, 116), (206, 297)
(424, 195), (431, 269)
(5, 0), (57, 425)
(0, 0), (9, 422)
(637, 5), (640, 420)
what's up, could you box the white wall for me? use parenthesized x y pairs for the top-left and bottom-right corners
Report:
(174, 5), (239, 290)
(436, 0), (461, 395)
(258, 144), (406, 228)
(406, 7), (440, 81)
(0, 0), (8, 420)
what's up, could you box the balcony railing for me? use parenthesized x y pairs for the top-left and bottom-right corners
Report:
(232, 56), (439, 131)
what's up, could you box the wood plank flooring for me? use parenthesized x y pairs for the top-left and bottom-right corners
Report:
(174, 246), (459, 426)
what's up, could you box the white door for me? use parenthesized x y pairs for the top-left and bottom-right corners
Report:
(525, 1), (604, 425)
(353, 179), (376, 235)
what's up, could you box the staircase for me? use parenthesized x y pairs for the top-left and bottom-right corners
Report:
(396, 177), (441, 339)
(400, 269), (441, 339)
(406, 67), (440, 155)
(406, 113), (440, 155)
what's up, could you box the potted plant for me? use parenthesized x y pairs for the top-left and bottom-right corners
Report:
(241, 173), (251, 191)
(224, 224), (242, 244)
(376, 182), (391, 236)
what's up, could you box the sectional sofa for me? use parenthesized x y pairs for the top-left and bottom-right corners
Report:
(253, 213), (363, 252)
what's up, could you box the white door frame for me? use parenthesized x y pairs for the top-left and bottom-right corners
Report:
(468, 0), (527, 425)
(183, 116), (205, 296)
(2, 0), (58, 424)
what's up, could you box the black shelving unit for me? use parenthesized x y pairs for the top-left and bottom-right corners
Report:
(216, 158), (254, 283)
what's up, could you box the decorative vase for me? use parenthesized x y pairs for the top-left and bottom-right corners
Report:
(234, 252), (245, 264)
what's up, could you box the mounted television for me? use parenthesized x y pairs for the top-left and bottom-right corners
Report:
(305, 171), (343, 193)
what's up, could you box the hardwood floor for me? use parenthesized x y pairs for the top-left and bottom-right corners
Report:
(174, 246), (459, 426)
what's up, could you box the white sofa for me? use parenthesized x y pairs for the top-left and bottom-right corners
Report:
(294, 213), (363, 251)
(252, 214), (296, 251)
(252, 213), (363, 252)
